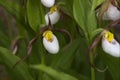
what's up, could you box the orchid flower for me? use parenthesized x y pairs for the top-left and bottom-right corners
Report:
(42, 30), (59, 54)
(103, 3), (120, 21)
(102, 30), (120, 57)
(96, 0), (120, 21)
(45, 5), (60, 25)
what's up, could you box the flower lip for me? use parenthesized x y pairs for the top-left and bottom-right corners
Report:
(103, 31), (114, 43)
(45, 10), (60, 25)
(43, 31), (59, 54)
(102, 37), (120, 57)
(102, 30), (120, 57)
(43, 30), (53, 42)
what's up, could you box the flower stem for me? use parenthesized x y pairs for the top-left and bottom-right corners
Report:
(90, 52), (95, 80)
(38, 40), (46, 80)
(41, 51), (45, 64)
(91, 67), (95, 80)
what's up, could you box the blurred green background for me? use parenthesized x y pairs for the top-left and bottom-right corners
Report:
(0, 0), (120, 80)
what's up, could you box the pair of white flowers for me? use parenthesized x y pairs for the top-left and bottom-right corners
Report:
(41, 0), (60, 54)
(100, 2), (120, 57)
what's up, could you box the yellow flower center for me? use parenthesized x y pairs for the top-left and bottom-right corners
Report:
(104, 31), (114, 42)
(43, 30), (53, 42)
(50, 5), (57, 13)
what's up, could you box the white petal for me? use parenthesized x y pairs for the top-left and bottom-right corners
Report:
(41, 0), (55, 8)
(45, 11), (60, 25)
(103, 4), (120, 21)
(102, 38), (120, 57)
(43, 34), (59, 54)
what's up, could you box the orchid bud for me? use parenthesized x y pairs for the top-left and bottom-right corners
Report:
(103, 4), (120, 21)
(41, 0), (55, 8)
(102, 31), (120, 57)
(45, 6), (60, 25)
(43, 30), (59, 54)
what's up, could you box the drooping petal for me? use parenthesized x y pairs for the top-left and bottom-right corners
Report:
(45, 11), (60, 25)
(102, 38), (120, 57)
(43, 34), (59, 54)
(41, 0), (55, 8)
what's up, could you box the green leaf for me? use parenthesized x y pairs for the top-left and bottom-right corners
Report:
(27, 0), (45, 32)
(61, 69), (89, 80)
(0, 20), (7, 35)
(51, 38), (81, 69)
(0, 31), (10, 48)
(31, 64), (78, 80)
(73, 0), (97, 39)
(91, 28), (103, 40)
(59, 0), (74, 17)
(0, 0), (36, 36)
(73, 0), (87, 32)
(102, 54), (120, 80)
(0, 0), (24, 23)
(0, 47), (33, 80)
(98, 48), (120, 80)
(91, 0), (104, 10)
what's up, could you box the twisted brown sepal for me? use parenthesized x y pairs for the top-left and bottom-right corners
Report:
(12, 27), (49, 68)
(111, 0), (120, 10)
(97, 1), (110, 24)
(11, 38), (19, 55)
(88, 19), (120, 72)
(13, 15), (52, 68)
(54, 28), (72, 49)
(13, 34), (40, 68)
(13, 14), (54, 68)
(87, 32), (107, 72)
(13, 15), (72, 68)
(11, 36), (24, 55)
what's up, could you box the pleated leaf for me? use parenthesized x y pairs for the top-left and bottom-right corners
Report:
(0, 47), (33, 80)
(0, 0), (24, 23)
(27, 0), (44, 32)
(73, 0), (97, 39)
(91, 0), (104, 10)
(97, 48), (120, 80)
(31, 64), (78, 80)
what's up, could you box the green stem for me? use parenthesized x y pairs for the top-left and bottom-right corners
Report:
(38, 42), (46, 80)
(41, 51), (45, 64)
(38, 55), (45, 80)
(86, 38), (95, 80)
(38, 3), (45, 79)
(90, 52), (95, 80)
(87, 32), (95, 80)
(91, 67), (95, 80)
(87, 28), (96, 80)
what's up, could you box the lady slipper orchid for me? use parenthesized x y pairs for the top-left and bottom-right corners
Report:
(41, 0), (55, 8)
(102, 31), (120, 57)
(45, 5), (60, 25)
(103, 3), (120, 21)
(42, 30), (59, 54)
